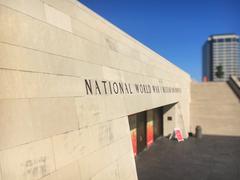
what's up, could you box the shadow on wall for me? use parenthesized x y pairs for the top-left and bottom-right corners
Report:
(162, 102), (188, 138)
(163, 103), (177, 113)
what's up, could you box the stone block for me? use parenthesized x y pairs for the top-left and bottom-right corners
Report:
(44, 3), (72, 32)
(103, 95), (127, 121)
(0, 70), (25, 99)
(0, 69), (85, 99)
(109, 117), (130, 142)
(91, 162), (119, 180)
(0, 98), (78, 150)
(102, 66), (121, 82)
(0, 138), (55, 180)
(127, 173), (139, 180)
(0, 0), (45, 20)
(71, 18), (104, 45)
(42, 0), (78, 18)
(118, 55), (143, 75)
(0, 42), (103, 79)
(29, 97), (79, 138)
(104, 49), (121, 70)
(0, 99), (34, 150)
(52, 128), (91, 169)
(78, 141), (119, 180)
(123, 94), (153, 115)
(75, 96), (106, 129)
(118, 152), (137, 180)
(81, 39), (109, 65)
(0, 6), (86, 61)
(89, 122), (112, 150)
(40, 161), (81, 180)
(116, 41), (140, 62)
(116, 135), (133, 157)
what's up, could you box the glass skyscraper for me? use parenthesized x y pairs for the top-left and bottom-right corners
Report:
(202, 34), (240, 81)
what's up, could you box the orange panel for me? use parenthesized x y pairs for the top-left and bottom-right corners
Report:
(147, 120), (153, 147)
(131, 128), (137, 156)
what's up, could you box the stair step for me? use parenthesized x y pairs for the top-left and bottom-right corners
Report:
(190, 82), (240, 136)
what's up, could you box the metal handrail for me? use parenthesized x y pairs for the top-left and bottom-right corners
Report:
(228, 75), (240, 99)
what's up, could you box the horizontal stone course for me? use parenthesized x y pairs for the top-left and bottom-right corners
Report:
(0, 1), (188, 80)
(0, 69), (85, 99)
(0, 97), (78, 150)
(0, 0), (45, 20)
(0, 138), (55, 180)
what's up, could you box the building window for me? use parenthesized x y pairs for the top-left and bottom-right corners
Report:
(226, 38), (232, 42)
(218, 39), (224, 42)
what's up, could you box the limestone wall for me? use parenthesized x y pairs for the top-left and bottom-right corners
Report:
(0, 0), (191, 179)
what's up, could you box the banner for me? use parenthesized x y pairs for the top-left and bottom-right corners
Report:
(174, 128), (184, 142)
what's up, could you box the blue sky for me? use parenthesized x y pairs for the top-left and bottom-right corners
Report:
(79, 0), (240, 81)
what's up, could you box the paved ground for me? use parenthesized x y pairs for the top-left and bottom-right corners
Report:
(136, 135), (240, 180)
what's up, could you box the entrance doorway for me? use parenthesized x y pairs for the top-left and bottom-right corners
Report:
(128, 107), (164, 156)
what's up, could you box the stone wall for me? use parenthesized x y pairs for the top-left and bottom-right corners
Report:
(0, 0), (191, 179)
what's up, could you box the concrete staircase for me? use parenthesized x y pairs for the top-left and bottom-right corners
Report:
(191, 82), (240, 136)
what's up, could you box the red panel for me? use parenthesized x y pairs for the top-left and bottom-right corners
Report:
(175, 128), (184, 142)
(147, 121), (153, 147)
(131, 128), (137, 156)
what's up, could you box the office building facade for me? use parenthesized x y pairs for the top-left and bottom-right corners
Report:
(202, 34), (240, 81)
